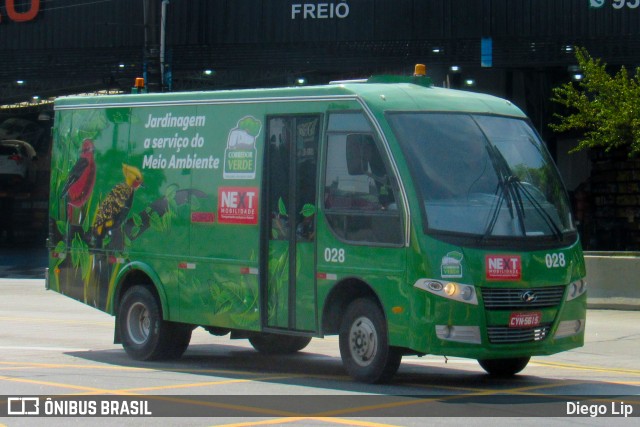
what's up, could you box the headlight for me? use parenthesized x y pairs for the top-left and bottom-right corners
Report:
(566, 278), (587, 301)
(444, 282), (456, 296)
(459, 285), (474, 301)
(414, 279), (478, 305)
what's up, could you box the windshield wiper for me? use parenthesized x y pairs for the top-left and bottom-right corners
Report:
(482, 145), (524, 239)
(511, 178), (563, 241)
(482, 174), (524, 240)
(482, 144), (563, 241)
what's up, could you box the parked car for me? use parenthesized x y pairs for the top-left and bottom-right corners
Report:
(0, 118), (45, 152)
(0, 140), (37, 190)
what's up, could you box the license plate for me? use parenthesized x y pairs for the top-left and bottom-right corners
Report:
(509, 312), (542, 328)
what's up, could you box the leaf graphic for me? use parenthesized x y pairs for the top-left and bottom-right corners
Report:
(300, 203), (316, 218)
(190, 196), (201, 211)
(165, 184), (178, 203)
(53, 241), (67, 272)
(56, 221), (68, 236)
(238, 116), (262, 137)
(278, 197), (287, 216)
(447, 251), (464, 261)
(210, 280), (257, 318)
(55, 240), (67, 253)
(80, 251), (91, 283)
(71, 233), (86, 268)
(132, 213), (142, 227)
(149, 211), (163, 231)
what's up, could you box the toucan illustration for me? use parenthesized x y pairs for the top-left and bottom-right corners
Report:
(92, 163), (143, 247)
(60, 139), (96, 222)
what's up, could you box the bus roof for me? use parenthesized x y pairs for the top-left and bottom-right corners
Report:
(54, 81), (526, 118)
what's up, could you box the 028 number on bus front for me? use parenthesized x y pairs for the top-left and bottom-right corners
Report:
(545, 253), (566, 268)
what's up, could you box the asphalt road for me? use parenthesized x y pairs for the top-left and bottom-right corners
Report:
(0, 279), (639, 426)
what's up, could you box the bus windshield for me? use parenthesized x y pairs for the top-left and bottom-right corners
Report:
(388, 113), (575, 240)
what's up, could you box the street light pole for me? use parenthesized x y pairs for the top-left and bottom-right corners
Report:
(142, 0), (160, 92)
(160, 0), (169, 91)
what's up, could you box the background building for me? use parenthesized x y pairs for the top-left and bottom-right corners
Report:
(1, 0), (639, 249)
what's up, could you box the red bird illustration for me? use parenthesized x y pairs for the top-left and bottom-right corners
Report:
(61, 139), (96, 222)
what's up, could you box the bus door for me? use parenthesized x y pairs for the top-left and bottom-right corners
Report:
(263, 115), (322, 332)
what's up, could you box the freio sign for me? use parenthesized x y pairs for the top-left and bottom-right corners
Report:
(1, 0), (40, 23)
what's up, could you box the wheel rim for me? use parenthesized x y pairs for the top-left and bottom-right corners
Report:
(127, 301), (150, 345)
(348, 316), (378, 367)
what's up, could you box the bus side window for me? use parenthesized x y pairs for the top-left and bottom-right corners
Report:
(295, 117), (320, 241)
(323, 113), (402, 245)
(267, 117), (292, 240)
(267, 115), (320, 242)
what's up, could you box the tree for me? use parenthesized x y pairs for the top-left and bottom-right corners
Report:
(550, 47), (640, 157)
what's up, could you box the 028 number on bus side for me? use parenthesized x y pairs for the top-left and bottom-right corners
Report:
(324, 248), (345, 263)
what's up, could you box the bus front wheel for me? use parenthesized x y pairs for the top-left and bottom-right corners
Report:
(339, 298), (402, 383)
(478, 357), (530, 377)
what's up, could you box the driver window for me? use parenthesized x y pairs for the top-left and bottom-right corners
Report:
(323, 113), (402, 245)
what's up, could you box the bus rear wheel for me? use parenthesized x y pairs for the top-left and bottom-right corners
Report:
(478, 357), (530, 377)
(339, 298), (402, 383)
(249, 333), (311, 354)
(166, 323), (193, 359)
(118, 285), (191, 360)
